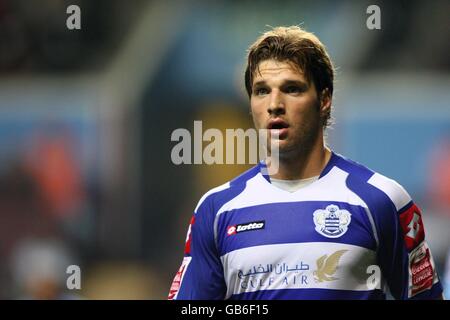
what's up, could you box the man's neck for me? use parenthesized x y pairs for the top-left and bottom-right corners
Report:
(267, 142), (331, 181)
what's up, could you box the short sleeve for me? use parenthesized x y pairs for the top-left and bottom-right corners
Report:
(368, 174), (443, 299)
(168, 196), (226, 300)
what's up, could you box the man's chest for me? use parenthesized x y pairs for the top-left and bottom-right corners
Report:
(216, 201), (380, 296)
(216, 201), (377, 255)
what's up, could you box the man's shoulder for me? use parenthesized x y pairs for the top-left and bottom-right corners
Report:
(366, 171), (412, 212)
(194, 164), (261, 215)
(335, 153), (412, 212)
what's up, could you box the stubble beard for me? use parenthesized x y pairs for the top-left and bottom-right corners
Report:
(268, 105), (322, 163)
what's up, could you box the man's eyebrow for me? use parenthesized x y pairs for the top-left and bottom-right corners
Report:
(252, 79), (308, 87)
(253, 80), (267, 87)
(282, 79), (308, 87)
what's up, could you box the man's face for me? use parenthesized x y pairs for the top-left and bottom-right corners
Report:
(250, 59), (326, 158)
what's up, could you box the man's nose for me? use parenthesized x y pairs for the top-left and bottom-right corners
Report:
(267, 91), (285, 116)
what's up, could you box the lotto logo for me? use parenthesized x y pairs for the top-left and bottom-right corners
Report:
(399, 203), (425, 252)
(227, 226), (237, 235)
(227, 221), (265, 236)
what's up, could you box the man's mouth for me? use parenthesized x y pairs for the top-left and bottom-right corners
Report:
(267, 118), (289, 139)
(267, 118), (289, 129)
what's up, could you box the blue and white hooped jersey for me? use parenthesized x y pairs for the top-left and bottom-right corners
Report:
(169, 152), (443, 300)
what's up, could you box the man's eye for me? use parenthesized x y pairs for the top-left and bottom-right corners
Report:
(254, 87), (269, 95)
(286, 86), (302, 94)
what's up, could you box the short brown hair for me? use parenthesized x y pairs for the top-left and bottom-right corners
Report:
(244, 26), (335, 127)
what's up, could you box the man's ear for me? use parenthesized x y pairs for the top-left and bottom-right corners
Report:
(319, 88), (332, 127)
(319, 88), (332, 115)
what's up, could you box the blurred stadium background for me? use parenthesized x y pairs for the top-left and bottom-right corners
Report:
(0, 0), (449, 299)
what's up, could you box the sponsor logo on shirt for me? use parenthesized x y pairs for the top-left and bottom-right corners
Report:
(227, 220), (265, 236)
(313, 250), (348, 282)
(409, 241), (434, 297)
